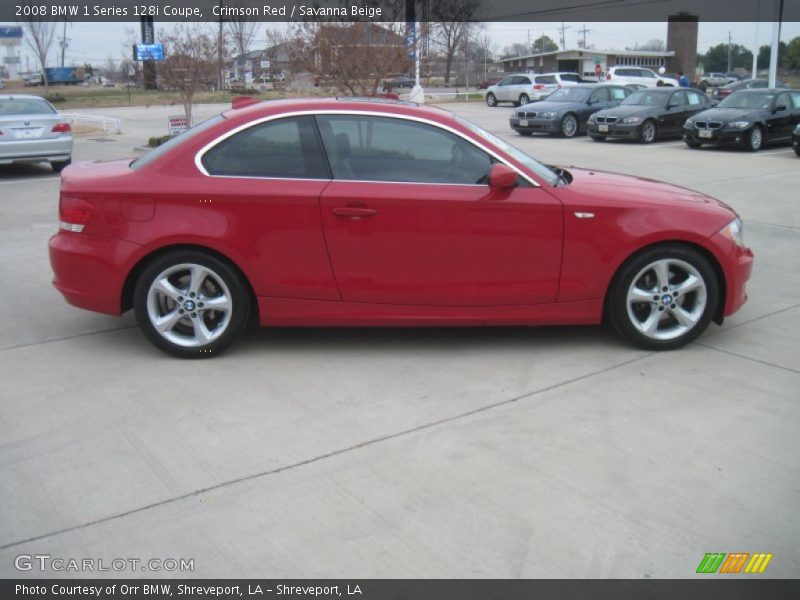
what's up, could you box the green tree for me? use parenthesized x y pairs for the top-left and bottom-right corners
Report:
(701, 43), (753, 73)
(532, 35), (558, 53)
(757, 42), (787, 69)
(784, 36), (800, 70)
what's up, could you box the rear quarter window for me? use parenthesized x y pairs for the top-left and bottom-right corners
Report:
(131, 114), (226, 170)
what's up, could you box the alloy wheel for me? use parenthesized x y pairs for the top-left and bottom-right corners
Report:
(562, 114), (578, 137)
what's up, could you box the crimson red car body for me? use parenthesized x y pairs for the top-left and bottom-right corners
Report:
(49, 98), (752, 354)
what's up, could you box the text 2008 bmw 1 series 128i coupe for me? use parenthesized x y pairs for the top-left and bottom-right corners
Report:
(49, 97), (753, 358)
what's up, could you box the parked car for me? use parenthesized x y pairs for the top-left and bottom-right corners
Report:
(0, 94), (73, 171)
(383, 76), (415, 89)
(605, 66), (679, 88)
(683, 89), (800, 151)
(509, 84), (631, 137)
(588, 87), (711, 143)
(485, 72), (582, 107)
(713, 78), (789, 99)
(726, 72), (745, 83)
(0, 79), (5, 90)
(624, 83), (648, 92)
(476, 78), (501, 90)
(48, 97), (753, 357)
(793, 123), (800, 156)
(701, 72), (729, 87)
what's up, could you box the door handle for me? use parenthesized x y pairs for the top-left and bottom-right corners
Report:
(332, 206), (378, 218)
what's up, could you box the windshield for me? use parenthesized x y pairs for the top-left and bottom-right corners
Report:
(546, 87), (592, 102)
(718, 92), (775, 110)
(131, 114), (226, 169)
(0, 97), (56, 116)
(622, 91), (669, 107)
(455, 115), (559, 186)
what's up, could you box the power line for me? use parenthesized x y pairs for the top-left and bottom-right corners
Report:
(577, 23), (592, 48)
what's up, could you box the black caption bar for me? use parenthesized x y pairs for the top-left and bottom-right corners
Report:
(4, 580), (800, 600)
(3, 0), (800, 22)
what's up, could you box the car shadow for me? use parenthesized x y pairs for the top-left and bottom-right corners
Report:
(0, 162), (58, 179)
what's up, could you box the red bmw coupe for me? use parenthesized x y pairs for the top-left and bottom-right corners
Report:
(49, 98), (753, 358)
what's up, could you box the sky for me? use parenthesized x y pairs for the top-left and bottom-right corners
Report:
(2, 20), (799, 71)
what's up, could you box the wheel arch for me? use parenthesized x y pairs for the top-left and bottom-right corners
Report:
(602, 239), (727, 326)
(121, 243), (259, 321)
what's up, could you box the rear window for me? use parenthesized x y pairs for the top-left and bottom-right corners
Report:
(535, 75), (556, 84)
(131, 114), (226, 170)
(0, 97), (56, 116)
(559, 73), (579, 82)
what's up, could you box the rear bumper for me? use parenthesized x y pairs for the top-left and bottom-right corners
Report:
(49, 231), (140, 316)
(0, 137), (73, 164)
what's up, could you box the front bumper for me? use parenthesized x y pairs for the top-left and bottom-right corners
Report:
(509, 116), (560, 134)
(707, 231), (754, 317)
(49, 231), (141, 316)
(587, 122), (640, 138)
(683, 126), (750, 146)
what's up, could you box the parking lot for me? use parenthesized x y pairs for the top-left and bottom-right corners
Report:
(0, 100), (798, 578)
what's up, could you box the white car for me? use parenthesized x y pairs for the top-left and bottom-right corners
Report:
(604, 66), (679, 88)
(0, 94), (73, 172)
(701, 72), (729, 87)
(486, 72), (583, 107)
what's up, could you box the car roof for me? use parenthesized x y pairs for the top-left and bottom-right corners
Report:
(0, 94), (49, 101)
(221, 97), (457, 126)
(733, 88), (785, 94)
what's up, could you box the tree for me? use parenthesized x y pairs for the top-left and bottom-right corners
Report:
(500, 43), (531, 59)
(532, 35), (558, 53)
(430, 0), (482, 84)
(784, 36), (800, 70)
(757, 42), (787, 68)
(289, 22), (410, 96)
(638, 39), (666, 52)
(700, 43), (753, 73)
(20, 14), (56, 94)
(158, 25), (218, 125)
(225, 5), (260, 57)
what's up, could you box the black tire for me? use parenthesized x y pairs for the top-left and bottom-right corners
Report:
(560, 113), (579, 138)
(794, 145), (800, 157)
(685, 138), (702, 149)
(51, 159), (71, 172)
(485, 93), (497, 107)
(519, 94), (530, 106)
(746, 125), (763, 152)
(133, 250), (251, 358)
(639, 120), (657, 144)
(606, 245), (719, 351)
(590, 134), (606, 142)
(517, 130), (533, 136)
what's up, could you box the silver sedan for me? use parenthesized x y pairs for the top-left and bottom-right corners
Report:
(0, 94), (73, 172)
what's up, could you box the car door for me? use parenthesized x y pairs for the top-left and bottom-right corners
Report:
(766, 92), (795, 141)
(586, 87), (611, 119)
(790, 92), (800, 134)
(495, 75), (514, 102)
(661, 90), (688, 135)
(316, 114), (563, 306)
(608, 85), (631, 107)
(684, 89), (709, 121)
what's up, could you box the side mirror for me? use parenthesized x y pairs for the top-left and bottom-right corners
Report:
(774, 104), (787, 113)
(488, 164), (518, 189)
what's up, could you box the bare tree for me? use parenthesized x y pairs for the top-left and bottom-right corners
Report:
(636, 39), (666, 52)
(20, 15), (56, 94)
(158, 24), (218, 125)
(225, 6), (260, 57)
(430, 0), (482, 84)
(289, 22), (410, 96)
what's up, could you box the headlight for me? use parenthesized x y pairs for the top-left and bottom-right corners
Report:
(622, 116), (643, 124)
(540, 112), (557, 119)
(685, 119), (695, 127)
(719, 217), (745, 247)
(588, 114), (597, 123)
(727, 121), (750, 129)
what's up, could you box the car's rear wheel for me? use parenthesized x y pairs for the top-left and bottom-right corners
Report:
(746, 126), (763, 152)
(639, 120), (657, 144)
(485, 93), (497, 107)
(519, 94), (530, 106)
(607, 245), (719, 350)
(51, 159), (71, 172)
(133, 251), (250, 358)
(560, 113), (579, 137)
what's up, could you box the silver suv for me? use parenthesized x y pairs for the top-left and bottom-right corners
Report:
(605, 66), (679, 88)
(486, 72), (583, 107)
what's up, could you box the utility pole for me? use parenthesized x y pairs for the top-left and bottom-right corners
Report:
(527, 30), (531, 53)
(577, 23), (592, 49)
(727, 31), (732, 73)
(59, 18), (70, 67)
(558, 23), (570, 49)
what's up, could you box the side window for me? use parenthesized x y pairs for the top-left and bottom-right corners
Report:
(791, 92), (800, 109)
(559, 73), (579, 82)
(316, 115), (493, 185)
(589, 88), (609, 102)
(499, 76), (514, 86)
(775, 93), (791, 110)
(686, 91), (703, 106)
(641, 69), (657, 79)
(670, 91), (687, 106)
(609, 86), (629, 101)
(519, 76), (532, 85)
(202, 116), (328, 178)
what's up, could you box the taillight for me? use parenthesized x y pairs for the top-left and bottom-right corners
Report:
(59, 195), (93, 233)
(606, 73), (612, 80)
(533, 84), (545, 90)
(52, 123), (71, 133)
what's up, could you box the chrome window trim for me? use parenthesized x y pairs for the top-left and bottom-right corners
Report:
(193, 109), (539, 187)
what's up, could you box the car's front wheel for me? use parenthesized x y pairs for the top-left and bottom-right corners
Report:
(485, 93), (497, 107)
(639, 120), (657, 144)
(590, 134), (606, 142)
(794, 144), (800, 157)
(607, 245), (719, 350)
(685, 138), (702, 149)
(133, 250), (251, 358)
(560, 113), (579, 137)
(519, 94), (530, 106)
(746, 125), (763, 152)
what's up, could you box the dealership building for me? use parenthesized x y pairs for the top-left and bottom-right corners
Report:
(498, 48), (676, 78)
